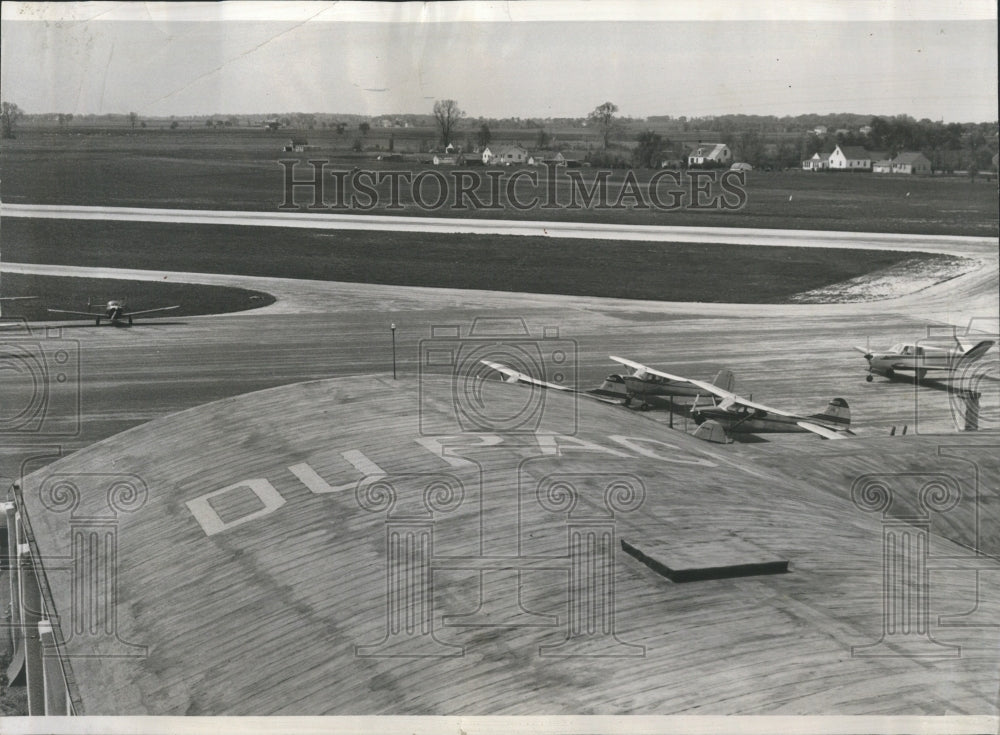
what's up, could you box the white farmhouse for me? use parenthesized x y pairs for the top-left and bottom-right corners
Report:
(482, 145), (529, 165)
(828, 145), (875, 170)
(802, 152), (830, 171)
(687, 143), (731, 167)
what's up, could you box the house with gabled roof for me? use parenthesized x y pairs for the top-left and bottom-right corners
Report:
(528, 150), (566, 166)
(802, 152), (830, 171)
(891, 152), (932, 175)
(688, 143), (731, 167)
(482, 145), (529, 165)
(828, 145), (876, 170)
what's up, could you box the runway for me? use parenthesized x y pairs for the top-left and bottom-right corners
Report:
(3, 202), (998, 254)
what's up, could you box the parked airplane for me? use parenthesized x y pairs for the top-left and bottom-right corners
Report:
(613, 359), (852, 441)
(48, 299), (180, 326)
(604, 355), (735, 409)
(853, 339), (995, 382)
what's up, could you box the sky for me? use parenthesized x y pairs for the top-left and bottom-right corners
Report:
(1, 1), (997, 122)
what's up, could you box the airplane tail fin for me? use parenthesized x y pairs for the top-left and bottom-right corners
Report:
(809, 397), (851, 428)
(711, 368), (735, 393)
(961, 340), (995, 363)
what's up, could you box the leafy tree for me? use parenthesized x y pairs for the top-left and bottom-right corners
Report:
(57, 113), (74, 127)
(1, 101), (24, 138)
(588, 101), (618, 149)
(433, 99), (465, 146)
(477, 123), (491, 148)
(169, 120), (179, 130)
(632, 130), (664, 168)
(359, 122), (370, 136)
(536, 128), (551, 149)
(128, 111), (139, 130)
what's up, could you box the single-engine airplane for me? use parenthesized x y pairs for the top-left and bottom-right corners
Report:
(602, 355), (735, 409)
(48, 299), (180, 326)
(853, 339), (995, 382)
(613, 359), (853, 441)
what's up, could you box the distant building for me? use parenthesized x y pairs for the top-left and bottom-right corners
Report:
(802, 152), (830, 171)
(687, 143), (731, 167)
(890, 152), (932, 175)
(528, 151), (566, 166)
(872, 159), (894, 174)
(812, 125), (828, 135)
(283, 137), (310, 152)
(828, 145), (875, 170)
(859, 125), (873, 136)
(483, 145), (529, 165)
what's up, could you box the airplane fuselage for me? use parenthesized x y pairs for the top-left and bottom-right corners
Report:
(867, 350), (962, 381)
(590, 374), (704, 407)
(692, 406), (840, 434)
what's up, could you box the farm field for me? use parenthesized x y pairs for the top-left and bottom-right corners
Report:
(1, 129), (997, 236)
(2, 217), (956, 304)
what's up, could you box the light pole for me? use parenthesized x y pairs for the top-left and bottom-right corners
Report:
(390, 323), (397, 379)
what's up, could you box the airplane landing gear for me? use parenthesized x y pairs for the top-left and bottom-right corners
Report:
(866, 375), (873, 382)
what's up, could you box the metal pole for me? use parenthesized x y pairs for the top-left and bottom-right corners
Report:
(390, 323), (397, 379)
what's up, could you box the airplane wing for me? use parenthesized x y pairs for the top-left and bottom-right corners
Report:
(480, 360), (626, 405)
(795, 421), (850, 440)
(479, 360), (572, 391)
(47, 308), (100, 317)
(614, 359), (802, 417)
(127, 305), (181, 317)
(0, 296), (38, 301)
(608, 355), (650, 376)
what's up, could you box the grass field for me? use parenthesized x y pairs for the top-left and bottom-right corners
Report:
(2, 217), (957, 304)
(1, 130), (996, 236)
(0, 272), (275, 322)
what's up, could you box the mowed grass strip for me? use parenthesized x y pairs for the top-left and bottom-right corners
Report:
(1, 130), (997, 236)
(2, 218), (949, 303)
(0, 272), (275, 322)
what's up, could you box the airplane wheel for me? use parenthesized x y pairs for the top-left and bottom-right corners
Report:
(95, 318), (100, 326)
(128, 317), (133, 326)
(866, 375), (873, 383)
(639, 404), (651, 411)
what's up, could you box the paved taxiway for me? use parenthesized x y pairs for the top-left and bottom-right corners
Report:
(2, 205), (997, 466)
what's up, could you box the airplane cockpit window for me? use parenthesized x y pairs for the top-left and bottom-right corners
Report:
(901, 346), (912, 355)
